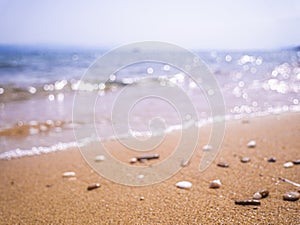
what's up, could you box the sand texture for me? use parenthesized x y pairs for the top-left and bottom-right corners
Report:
(0, 113), (299, 224)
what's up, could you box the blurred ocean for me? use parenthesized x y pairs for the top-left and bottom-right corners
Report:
(0, 45), (300, 159)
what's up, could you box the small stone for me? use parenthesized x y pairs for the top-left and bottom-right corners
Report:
(95, 155), (106, 162)
(267, 157), (276, 163)
(241, 157), (251, 163)
(283, 162), (293, 168)
(181, 159), (190, 167)
(292, 159), (300, 165)
(130, 157), (138, 164)
(137, 174), (144, 179)
(253, 189), (269, 199)
(137, 154), (159, 161)
(217, 162), (229, 168)
(253, 192), (262, 200)
(247, 140), (256, 148)
(235, 199), (261, 206)
(209, 179), (222, 189)
(176, 181), (192, 189)
(87, 183), (100, 191)
(202, 145), (212, 151)
(283, 191), (300, 201)
(62, 171), (76, 177)
(139, 196), (145, 201)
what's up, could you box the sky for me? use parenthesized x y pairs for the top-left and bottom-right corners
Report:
(0, 0), (300, 50)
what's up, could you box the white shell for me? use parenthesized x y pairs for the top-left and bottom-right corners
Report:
(95, 155), (106, 162)
(137, 174), (144, 179)
(130, 157), (138, 163)
(176, 181), (192, 189)
(62, 171), (76, 177)
(284, 162), (293, 168)
(253, 192), (262, 200)
(209, 179), (222, 188)
(247, 140), (256, 148)
(202, 145), (212, 151)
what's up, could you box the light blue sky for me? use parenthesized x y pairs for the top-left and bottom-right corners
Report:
(0, 0), (299, 50)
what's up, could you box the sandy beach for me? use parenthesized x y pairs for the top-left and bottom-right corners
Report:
(0, 113), (299, 224)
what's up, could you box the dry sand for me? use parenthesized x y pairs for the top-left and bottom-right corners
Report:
(0, 113), (299, 224)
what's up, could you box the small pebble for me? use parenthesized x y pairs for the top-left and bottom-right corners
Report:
(181, 159), (190, 167)
(235, 199), (261, 206)
(176, 181), (192, 189)
(95, 155), (106, 162)
(247, 140), (256, 148)
(217, 162), (229, 168)
(137, 153), (159, 161)
(209, 179), (222, 189)
(62, 171), (76, 177)
(130, 157), (138, 164)
(139, 196), (145, 201)
(292, 159), (300, 165)
(241, 157), (251, 163)
(202, 145), (212, 151)
(137, 174), (144, 179)
(253, 192), (262, 200)
(267, 157), (276, 163)
(283, 191), (300, 201)
(253, 189), (269, 199)
(87, 183), (100, 191)
(283, 162), (293, 168)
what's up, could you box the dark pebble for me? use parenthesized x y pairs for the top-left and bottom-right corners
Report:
(267, 157), (276, 163)
(235, 199), (261, 206)
(87, 183), (100, 191)
(241, 157), (250, 163)
(137, 153), (159, 161)
(217, 162), (229, 168)
(283, 192), (300, 201)
(293, 159), (300, 165)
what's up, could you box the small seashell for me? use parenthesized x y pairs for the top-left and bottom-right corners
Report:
(292, 159), (300, 165)
(235, 199), (261, 206)
(181, 159), (190, 167)
(202, 145), (212, 151)
(283, 191), (300, 201)
(87, 183), (100, 191)
(253, 192), (262, 200)
(267, 157), (276, 163)
(217, 162), (229, 168)
(241, 157), (251, 163)
(209, 179), (222, 189)
(130, 157), (138, 164)
(176, 181), (192, 189)
(253, 189), (269, 199)
(283, 162), (293, 168)
(137, 174), (144, 179)
(247, 140), (256, 148)
(95, 155), (106, 162)
(62, 171), (76, 177)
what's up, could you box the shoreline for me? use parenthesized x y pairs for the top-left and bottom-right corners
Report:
(0, 112), (299, 224)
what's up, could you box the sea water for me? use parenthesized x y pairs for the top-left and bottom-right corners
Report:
(0, 45), (299, 159)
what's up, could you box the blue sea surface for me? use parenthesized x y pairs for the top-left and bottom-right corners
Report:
(0, 45), (299, 158)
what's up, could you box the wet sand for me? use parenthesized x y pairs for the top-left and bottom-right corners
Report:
(0, 113), (299, 224)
